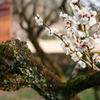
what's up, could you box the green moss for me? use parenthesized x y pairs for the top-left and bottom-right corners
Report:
(0, 43), (6, 56)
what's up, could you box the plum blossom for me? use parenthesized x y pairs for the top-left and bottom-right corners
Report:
(65, 16), (72, 20)
(76, 60), (86, 68)
(93, 53), (98, 60)
(79, 17), (89, 25)
(59, 12), (68, 18)
(72, 0), (79, 4)
(70, 3), (97, 26)
(57, 33), (67, 41)
(60, 13), (73, 28)
(63, 20), (71, 28)
(76, 30), (86, 38)
(89, 10), (97, 16)
(71, 5), (82, 22)
(80, 45), (87, 52)
(59, 11), (63, 18)
(64, 47), (71, 55)
(85, 37), (99, 49)
(65, 27), (77, 38)
(35, 0), (100, 68)
(96, 55), (100, 63)
(81, 6), (91, 16)
(35, 14), (43, 26)
(45, 27), (51, 36)
(45, 27), (59, 36)
(93, 53), (100, 63)
(51, 28), (59, 34)
(89, 17), (97, 26)
(70, 52), (82, 62)
(70, 35), (77, 44)
(61, 42), (71, 55)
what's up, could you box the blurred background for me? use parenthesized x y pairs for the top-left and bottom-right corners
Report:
(0, 0), (100, 100)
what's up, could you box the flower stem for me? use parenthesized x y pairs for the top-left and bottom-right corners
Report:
(83, 25), (88, 38)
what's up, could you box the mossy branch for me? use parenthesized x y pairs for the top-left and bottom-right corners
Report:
(0, 39), (100, 100)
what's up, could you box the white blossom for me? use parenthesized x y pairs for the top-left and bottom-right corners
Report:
(59, 12), (63, 18)
(61, 42), (71, 55)
(80, 41), (87, 52)
(72, 17), (80, 24)
(85, 37), (99, 49)
(70, 52), (82, 62)
(92, 33), (100, 39)
(72, 5), (82, 21)
(96, 55), (100, 63)
(93, 53), (98, 60)
(70, 35), (77, 44)
(81, 6), (91, 16)
(89, 17), (97, 26)
(72, 5), (97, 26)
(63, 20), (71, 28)
(93, 53), (100, 63)
(57, 33), (62, 37)
(65, 27), (77, 38)
(45, 27), (59, 36)
(64, 47), (71, 55)
(89, 10), (97, 16)
(77, 60), (86, 68)
(59, 12), (68, 18)
(51, 28), (59, 35)
(56, 33), (67, 41)
(72, 0), (79, 4)
(45, 27), (52, 36)
(79, 17), (89, 25)
(36, 0), (100, 69)
(61, 42), (65, 50)
(35, 14), (43, 26)
(64, 16), (72, 21)
(76, 30), (86, 38)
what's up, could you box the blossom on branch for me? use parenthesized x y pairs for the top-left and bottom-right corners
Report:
(77, 60), (86, 68)
(35, 0), (100, 70)
(71, 52), (82, 62)
(93, 53), (100, 63)
(45, 27), (59, 36)
(61, 42), (71, 55)
(35, 14), (43, 26)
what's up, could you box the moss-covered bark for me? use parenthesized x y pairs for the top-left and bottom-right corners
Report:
(0, 39), (100, 100)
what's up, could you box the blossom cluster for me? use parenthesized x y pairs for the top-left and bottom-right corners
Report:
(35, 14), (43, 26)
(35, 0), (100, 69)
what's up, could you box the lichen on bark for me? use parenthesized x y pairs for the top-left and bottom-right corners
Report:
(0, 39), (63, 100)
(0, 39), (100, 100)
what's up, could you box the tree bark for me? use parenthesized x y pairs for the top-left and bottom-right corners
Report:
(0, 39), (100, 100)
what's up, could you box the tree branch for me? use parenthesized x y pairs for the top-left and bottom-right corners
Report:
(0, 39), (100, 100)
(0, 39), (63, 100)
